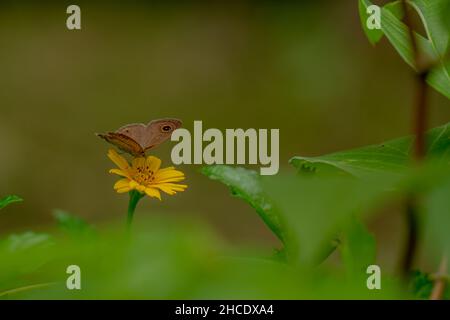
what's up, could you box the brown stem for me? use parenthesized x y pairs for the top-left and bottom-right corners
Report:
(400, 0), (428, 160)
(413, 71), (429, 160)
(430, 256), (448, 300)
(399, 0), (429, 277)
(399, 2), (448, 295)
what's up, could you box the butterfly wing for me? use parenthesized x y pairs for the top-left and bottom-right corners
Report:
(97, 132), (145, 157)
(115, 123), (147, 147)
(98, 118), (182, 155)
(143, 119), (182, 151)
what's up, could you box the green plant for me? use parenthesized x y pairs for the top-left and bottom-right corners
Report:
(0, 1), (448, 300)
(202, 0), (450, 299)
(0, 195), (23, 211)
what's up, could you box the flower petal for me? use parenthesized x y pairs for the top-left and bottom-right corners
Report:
(157, 166), (176, 173)
(152, 183), (188, 195)
(161, 183), (188, 189)
(116, 186), (131, 193)
(108, 149), (129, 171)
(165, 184), (188, 192)
(114, 178), (130, 190)
(157, 177), (186, 183)
(154, 169), (185, 181)
(129, 180), (139, 189)
(109, 168), (130, 178)
(136, 184), (146, 193)
(132, 157), (146, 169)
(146, 156), (161, 173)
(145, 187), (161, 200)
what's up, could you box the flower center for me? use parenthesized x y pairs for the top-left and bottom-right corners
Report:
(132, 165), (156, 186)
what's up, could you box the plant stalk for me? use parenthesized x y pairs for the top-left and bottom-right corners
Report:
(399, 0), (429, 277)
(413, 71), (429, 159)
(399, 2), (448, 295)
(127, 190), (144, 230)
(430, 255), (448, 300)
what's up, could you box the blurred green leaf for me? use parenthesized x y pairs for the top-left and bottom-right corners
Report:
(290, 122), (450, 178)
(0, 232), (54, 288)
(0, 220), (405, 299)
(201, 165), (285, 243)
(2, 232), (52, 252)
(410, 270), (434, 299)
(410, 270), (450, 299)
(424, 174), (450, 260)
(0, 282), (57, 299)
(359, 0), (384, 45)
(0, 195), (23, 210)
(262, 174), (390, 265)
(53, 209), (95, 238)
(341, 218), (376, 277)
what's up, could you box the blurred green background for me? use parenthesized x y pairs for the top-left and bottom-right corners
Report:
(0, 0), (449, 273)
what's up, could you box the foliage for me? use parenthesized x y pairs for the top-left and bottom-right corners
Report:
(410, 270), (434, 299)
(200, 166), (285, 243)
(53, 209), (96, 239)
(0, 195), (23, 210)
(410, 270), (450, 299)
(290, 123), (450, 178)
(0, 1), (449, 300)
(359, 0), (450, 99)
(0, 218), (403, 299)
(341, 218), (377, 278)
(203, 121), (450, 298)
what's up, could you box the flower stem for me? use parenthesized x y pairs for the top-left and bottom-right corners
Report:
(127, 190), (144, 230)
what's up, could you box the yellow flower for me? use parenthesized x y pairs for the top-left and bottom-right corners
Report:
(107, 149), (187, 200)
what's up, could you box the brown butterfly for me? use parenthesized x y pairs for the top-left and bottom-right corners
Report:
(97, 118), (182, 157)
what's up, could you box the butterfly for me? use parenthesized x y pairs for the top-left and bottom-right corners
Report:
(97, 118), (182, 157)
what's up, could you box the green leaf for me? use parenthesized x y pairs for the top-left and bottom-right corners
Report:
(2, 232), (52, 252)
(341, 218), (376, 277)
(358, 0), (406, 44)
(53, 209), (95, 238)
(0, 222), (405, 299)
(361, 0), (450, 98)
(409, 0), (450, 57)
(427, 60), (450, 99)
(445, 0), (450, 31)
(424, 174), (450, 260)
(385, 1), (405, 20)
(380, 4), (431, 70)
(359, 0), (384, 45)
(0, 195), (23, 210)
(262, 174), (390, 265)
(379, 0), (447, 67)
(410, 269), (450, 299)
(408, 0), (450, 98)
(290, 122), (450, 178)
(201, 165), (285, 243)
(410, 270), (434, 299)
(0, 232), (54, 282)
